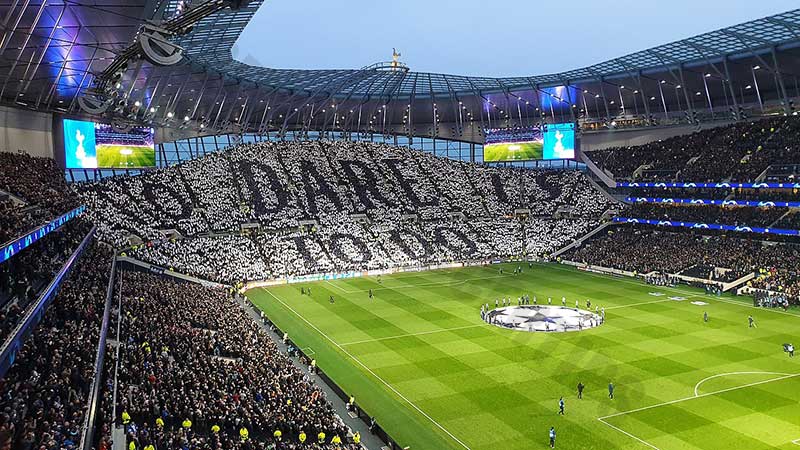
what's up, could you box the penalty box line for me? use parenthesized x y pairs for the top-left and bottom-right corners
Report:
(264, 289), (473, 450)
(598, 372), (800, 450)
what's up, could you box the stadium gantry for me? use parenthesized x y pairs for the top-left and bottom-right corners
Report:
(0, 0), (798, 146)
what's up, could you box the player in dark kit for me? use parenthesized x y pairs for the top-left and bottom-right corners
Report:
(577, 382), (584, 399)
(558, 397), (565, 415)
(369, 289), (373, 300)
(608, 382), (614, 399)
(549, 427), (556, 448)
(329, 295), (335, 304)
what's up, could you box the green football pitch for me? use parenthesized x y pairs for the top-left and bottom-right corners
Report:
(247, 263), (800, 450)
(96, 144), (155, 168)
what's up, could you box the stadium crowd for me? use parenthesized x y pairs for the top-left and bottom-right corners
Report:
(110, 272), (360, 449)
(0, 152), (80, 241)
(0, 241), (111, 450)
(589, 116), (800, 182)
(567, 226), (800, 301)
(0, 151), (96, 350)
(75, 141), (613, 247)
(69, 140), (613, 283)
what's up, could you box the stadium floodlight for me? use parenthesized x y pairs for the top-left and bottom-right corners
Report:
(184, 116), (190, 121)
(745, 85), (752, 90)
(753, 65), (761, 70)
(150, 107), (156, 113)
(134, 101), (141, 107)
(166, 111), (174, 118)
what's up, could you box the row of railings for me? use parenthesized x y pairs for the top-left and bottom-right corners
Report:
(0, 226), (95, 377)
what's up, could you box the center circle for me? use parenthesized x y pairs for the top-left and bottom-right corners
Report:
(484, 305), (603, 333)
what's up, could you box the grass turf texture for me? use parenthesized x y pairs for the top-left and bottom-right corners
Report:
(96, 144), (155, 168)
(248, 263), (800, 450)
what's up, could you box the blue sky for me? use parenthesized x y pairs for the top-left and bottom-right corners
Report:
(234, 1), (797, 77)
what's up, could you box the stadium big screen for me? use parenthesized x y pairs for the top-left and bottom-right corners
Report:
(61, 118), (155, 169)
(483, 123), (576, 162)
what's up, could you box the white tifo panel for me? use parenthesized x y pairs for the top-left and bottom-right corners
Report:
(0, 105), (53, 158)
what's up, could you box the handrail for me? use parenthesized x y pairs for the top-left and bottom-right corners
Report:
(0, 226), (95, 378)
(1, 205), (87, 264)
(81, 253), (117, 450)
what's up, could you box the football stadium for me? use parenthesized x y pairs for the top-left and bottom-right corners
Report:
(2, 1), (800, 449)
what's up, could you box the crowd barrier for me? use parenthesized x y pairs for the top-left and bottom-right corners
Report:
(81, 253), (117, 450)
(619, 181), (800, 189)
(1, 205), (86, 263)
(613, 217), (800, 237)
(0, 226), (95, 378)
(627, 197), (800, 208)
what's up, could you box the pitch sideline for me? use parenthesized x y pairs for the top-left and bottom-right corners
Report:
(263, 289), (473, 450)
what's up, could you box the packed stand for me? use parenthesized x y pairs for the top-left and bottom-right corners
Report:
(111, 272), (359, 449)
(588, 116), (800, 182)
(75, 141), (614, 245)
(0, 152), (80, 241)
(0, 241), (112, 450)
(566, 226), (800, 298)
(0, 218), (93, 341)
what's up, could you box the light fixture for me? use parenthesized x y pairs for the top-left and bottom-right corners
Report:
(134, 100), (141, 107)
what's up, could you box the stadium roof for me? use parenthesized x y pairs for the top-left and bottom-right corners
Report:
(0, 1), (799, 142)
